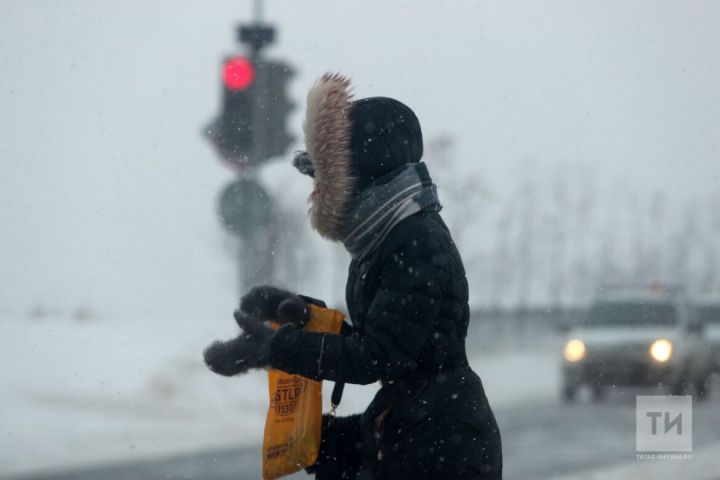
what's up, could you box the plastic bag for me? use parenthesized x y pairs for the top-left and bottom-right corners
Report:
(262, 304), (345, 479)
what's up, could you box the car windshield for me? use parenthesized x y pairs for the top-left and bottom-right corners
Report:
(697, 305), (720, 324)
(583, 302), (677, 327)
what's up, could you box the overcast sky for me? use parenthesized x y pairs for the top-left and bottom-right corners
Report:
(1, 0), (718, 319)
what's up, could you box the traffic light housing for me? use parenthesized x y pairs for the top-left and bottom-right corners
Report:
(205, 56), (295, 169)
(254, 61), (295, 162)
(204, 56), (256, 165)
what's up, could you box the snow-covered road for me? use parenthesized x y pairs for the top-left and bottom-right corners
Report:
(2, 316), (719, 480)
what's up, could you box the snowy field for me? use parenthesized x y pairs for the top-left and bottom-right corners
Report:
(0, 315), (559, 477)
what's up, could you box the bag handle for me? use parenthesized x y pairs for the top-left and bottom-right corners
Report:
(298, 295), (346, 419)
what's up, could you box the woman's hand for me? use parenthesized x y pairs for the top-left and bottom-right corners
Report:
(239, 286), (310, 328)
(202, 311), (276, 376)
(203, 286), (320, 377)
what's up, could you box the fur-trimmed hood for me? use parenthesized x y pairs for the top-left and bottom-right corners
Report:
(303, 73), (356, 240)
(301, 73), (425, 241)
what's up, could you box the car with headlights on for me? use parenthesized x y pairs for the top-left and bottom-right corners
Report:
(561, 286), (712, 402)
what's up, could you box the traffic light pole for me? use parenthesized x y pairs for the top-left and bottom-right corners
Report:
(205, 4), (295, 297)
(253, 0), (264, 23)
(235, 22), (275, 295)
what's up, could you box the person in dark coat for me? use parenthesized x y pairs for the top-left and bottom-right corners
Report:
(203, 73), (502, 479)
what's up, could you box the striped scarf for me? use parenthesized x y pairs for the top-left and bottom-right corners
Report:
(340, 162), (442, 260)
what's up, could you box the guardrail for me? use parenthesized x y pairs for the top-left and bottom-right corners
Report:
(466, 306), (586, 353)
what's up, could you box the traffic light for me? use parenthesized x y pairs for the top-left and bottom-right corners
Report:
(205, 56), (295, 169)
(253, 60), (295, 162)
(204, 56), (256, 166)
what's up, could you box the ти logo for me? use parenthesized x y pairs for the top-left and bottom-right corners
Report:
(636, 395), (692, 453)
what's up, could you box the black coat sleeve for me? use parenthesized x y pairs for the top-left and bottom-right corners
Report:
(269, 227), (445, 384)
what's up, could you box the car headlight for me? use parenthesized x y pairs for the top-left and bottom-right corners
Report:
(564, 339), (586, 362)
(649, 339), (672, 362)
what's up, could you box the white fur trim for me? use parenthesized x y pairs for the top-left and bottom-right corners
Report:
(303, 73), (355, 240)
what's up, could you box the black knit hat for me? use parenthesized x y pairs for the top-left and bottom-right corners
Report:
(297, 74), (427, 239)
(349, 97), (424, 190)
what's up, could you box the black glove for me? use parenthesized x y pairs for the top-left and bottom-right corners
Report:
(202, 311), (276, 376)
(240, 286), (313, 328)
(204, 286), (326, 377)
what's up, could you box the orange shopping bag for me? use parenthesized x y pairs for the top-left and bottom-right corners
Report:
(262, 304), (345, 479)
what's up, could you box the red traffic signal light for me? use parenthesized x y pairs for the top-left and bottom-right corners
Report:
(223, 57), (254, 91)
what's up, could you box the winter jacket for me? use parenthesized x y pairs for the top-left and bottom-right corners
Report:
(270, 211), (502, 479)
